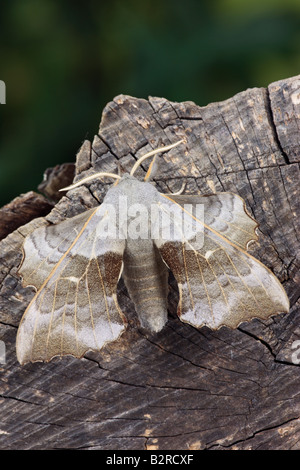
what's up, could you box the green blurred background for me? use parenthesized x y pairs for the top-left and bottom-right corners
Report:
(1, 0), (300, 207)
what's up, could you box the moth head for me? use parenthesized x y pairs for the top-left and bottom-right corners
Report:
(59, 139), (184, 192)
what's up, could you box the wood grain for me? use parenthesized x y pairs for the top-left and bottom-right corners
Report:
(0, 75), (299, 450)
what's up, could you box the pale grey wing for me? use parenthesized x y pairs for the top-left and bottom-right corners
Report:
(154, 194), (289, 330)
(167, 192), (258, 250)
(18, 208), (98, 289)
(16, 207), (126, 364)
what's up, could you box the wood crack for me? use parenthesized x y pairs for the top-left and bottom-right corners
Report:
(238, 326), (300, 367)
(208, 416), (300, 449)
(266, 87), (290, 164)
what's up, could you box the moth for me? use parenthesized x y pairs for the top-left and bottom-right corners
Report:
(16, 140), (290, 364)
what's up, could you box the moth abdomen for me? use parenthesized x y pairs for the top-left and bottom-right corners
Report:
(122, 241), (169, 333)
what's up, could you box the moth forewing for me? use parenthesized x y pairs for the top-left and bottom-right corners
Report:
(18, 208), (98, 290)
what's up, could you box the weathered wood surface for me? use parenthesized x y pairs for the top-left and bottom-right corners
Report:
(0, 191), (53, 241)
(0, 75), (300, 450)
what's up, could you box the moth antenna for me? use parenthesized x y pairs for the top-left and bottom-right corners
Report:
(130, 139), (184, 176)
(59, 172), (121, 191)
(167, 180), (186, 196)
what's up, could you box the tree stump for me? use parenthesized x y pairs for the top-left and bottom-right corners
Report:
(0, 75), (299, 450)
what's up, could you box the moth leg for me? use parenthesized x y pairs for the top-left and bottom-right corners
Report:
(165, 180), (186, 196)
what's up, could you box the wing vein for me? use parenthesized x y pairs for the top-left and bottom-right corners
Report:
(204, 255), (232, 320)
(161, 193), (256, 254)
(95, 257), (114, 337)
(30, 286), (49, 361)
(85, 270), (99, 350)
(214, 258), (252, 317)
(222, 250), (263, 307)
(46, 227), (98, 288)
(60, 279), (72, 356)
(45, 279), (59, 356)
(74, 277), (79, 356)
(24, 230), (79, 280)
(181, 241), (195, 312)
(235, 252), (273, 302)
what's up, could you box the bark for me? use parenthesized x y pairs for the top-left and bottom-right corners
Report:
(0, 75), (299, 450)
